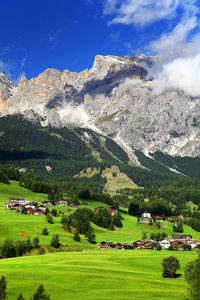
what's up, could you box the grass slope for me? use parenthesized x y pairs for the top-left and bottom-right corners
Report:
(0, 181), (200, 248)
(102, 167), (139, 194)
(0, 250), (197, 299)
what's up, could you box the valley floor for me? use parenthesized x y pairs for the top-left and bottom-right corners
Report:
(0, 250), (197, 299)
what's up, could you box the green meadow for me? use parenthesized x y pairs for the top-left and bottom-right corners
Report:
(0, 180), (199, 299)
(0, 250), (197, 299)
(0, 181), (200, 249)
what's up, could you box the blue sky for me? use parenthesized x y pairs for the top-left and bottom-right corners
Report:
(0, 0), (199, 83)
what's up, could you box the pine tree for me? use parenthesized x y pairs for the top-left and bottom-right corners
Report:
(31, 284), (51, 300)
(51, 235), (60, 248)
(17, 293), (25, 300)
(73, 228), (80, 242)
(0, 276), (7, 300)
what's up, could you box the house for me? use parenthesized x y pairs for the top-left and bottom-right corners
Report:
(154, 216), (162, 221)
(187, 240), (197, 249)
(108, 207), (118, 215)
(116, 243), (124, 250)
(70, 204), (78, 209)
(172, 240), (185, 250)
(178, 215), (184, 219)
(141, 212), (151, 223)
(98, 242), (116, 249)
(135, 240), (145, 248)
(172, 235), (192, 241)
(159, 239), (171, 249)
(56, 200), (68, 206)
(123, 244), (134, 250)
(38, 206), (45, 212)
(33, 209), (45, 216)
(43, 200), (53, 206)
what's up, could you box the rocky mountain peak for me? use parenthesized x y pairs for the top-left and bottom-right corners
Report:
(0, 54), (200, 158)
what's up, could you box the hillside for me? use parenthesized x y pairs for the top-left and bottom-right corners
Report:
(1, 181), (200, 247)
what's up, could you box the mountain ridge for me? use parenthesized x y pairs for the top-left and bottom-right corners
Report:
(0, 54), (200, 159)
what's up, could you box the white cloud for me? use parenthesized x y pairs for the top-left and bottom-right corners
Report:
(0, 60), (12, 77)
(104, 0), (181, 26)
(104, 0), (200, 96)
(152, 54), (200, 97)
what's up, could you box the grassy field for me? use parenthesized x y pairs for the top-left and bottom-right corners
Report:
(0, 250), (197, 299)
(74, 167), (100, 178)
(102, 167), (139, 194)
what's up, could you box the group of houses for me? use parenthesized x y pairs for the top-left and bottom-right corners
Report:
(99, 235), (199, 251)
(136, 235), (198, 250)
(98, 241), (134, 250)
(141, 212), (184, 223)
(5, 198), (46, 216)
(5, 198), (73, 216)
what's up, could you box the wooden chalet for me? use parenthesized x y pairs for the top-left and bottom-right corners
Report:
(43, 200), (53, 206)
(108, 207), (118, 215)
(56, 200), (68, 206)
(70, 204), (78, 209)
(172, 235), (192, 241)
(154, 216), (162, 221)
(141, 212), (152, 223)
(98, 242), (116, 249)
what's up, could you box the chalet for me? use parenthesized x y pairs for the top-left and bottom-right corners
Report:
(33, 210), (45, 216)
(187, 240), (197, 249)
(172, 235), (192, 241)
(154, 216), (162, 221)
(142, 244), (152, 250)
(108, 207), (118, 215)
(141, 212), (152, 223)
(43, 200), (53, 206)
(178, 215), (184, 219)
(70, 204), (78, 209)
(25, 204), (36, 210)
(172, 240), (185, 250)
(159, 239), (171, 249)
(116, 243), (124, 250)
(135, 240), (145, 248)
(123, 244), (134, 250)
(56, 200), (68, 206)
(98, 242), (116, 249)
(38, 206), (45, 212)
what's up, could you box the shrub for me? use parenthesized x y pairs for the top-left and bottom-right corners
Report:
(42, 228), (49, 236)
(38, 247), (45, 255)
(51, 235), (60, 248)
(74, 228), (80, 242)
(162, 256), (180, 278)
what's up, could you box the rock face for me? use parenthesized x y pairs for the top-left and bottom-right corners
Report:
(0, 54), (200, 157)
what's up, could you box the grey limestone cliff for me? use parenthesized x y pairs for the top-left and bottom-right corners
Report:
(0, 54), (200, 157)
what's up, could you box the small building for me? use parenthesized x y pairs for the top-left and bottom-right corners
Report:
(70, 204), (78, 209)
(123, 244), (134, 250)
(178, 215), (184, 219)
(98, 242), (116, 249)
(141, 212), (151, 223)
(43, 200), (53, 206)
(172, 240), (185, 250)
(108, 207), (118, 215)
(172, 235), (192, 241)
(116, 243), (124, 250)
(56, 200), (68, 206)
(154, 216), (162, 221)
(159, 239), (171, 249)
